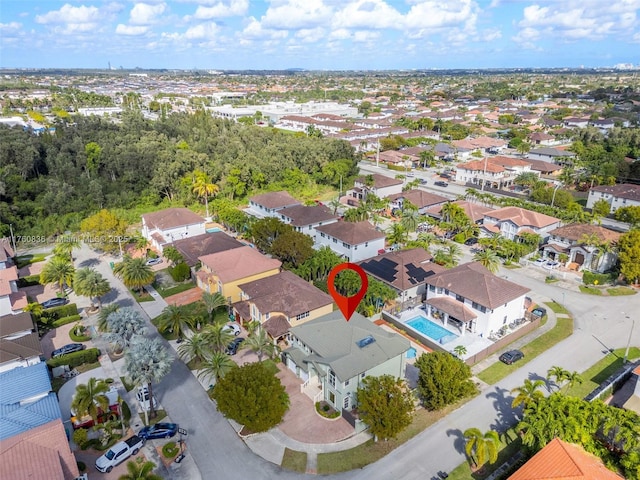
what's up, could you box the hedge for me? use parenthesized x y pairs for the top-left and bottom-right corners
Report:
(69, 324), (91, 342)
(582, 271), (615, 286)
(169, 262), (191, 282)
(47, 303), (78, 320)
(52, 314), (82, 328)
(47, 347), (100, 368)
(17, 275), (41, 288)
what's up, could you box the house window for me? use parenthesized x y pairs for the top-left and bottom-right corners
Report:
(365, 242), (369, 247)
(296, 311), (310, 321)
(320, 232), (326, 238)
(436, 287), (443, 294)
(265, 312), (270, 320)
(444, 289), (450, 295)
(342, 242), (350, 248)
(343, 395), (350, 410)
(456, 294), (464, 303)
(333, 238), (338, 243)
(344, 379), (350, 387)
(360, 373), (366, 380)
(503, 316), (507, 324)
(329, 392), (335, 405)
(329, 370), (336, 387)
(429, 285), (435, 292)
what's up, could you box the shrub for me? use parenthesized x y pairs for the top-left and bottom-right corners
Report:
(47, 347), (100, 368)
(69, 324), (91, 342)
(77, 461), (86, 472)
(169, 262), (191, 282)
(47, 303), (79, 320)
(121, 400), (131, 423)
(52, 314), (82, 328)
(315, 401), (340, 419)
(162, 442), (180, 458)
(582, 271), (615, 286)
(453, 233), (466, 243)
(73, 429), (89, 450)
(17, 274), (41, 288)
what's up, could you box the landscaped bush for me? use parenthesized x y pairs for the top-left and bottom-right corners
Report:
(73, 429), (89, 450)
(47, 303), (79, 320)
(77, 461), (86, 472)
(169, 262), (191, 282)
(453, 233), (466, 243)
(47, 347), (100, 368)
(69, 324), (91, 342)
(162, 441), (180, 458)
(315, 401), (340, 419)
(52, 314), (82, 328)
(17, 274), (41, 287)
(582, 271), (615, 286)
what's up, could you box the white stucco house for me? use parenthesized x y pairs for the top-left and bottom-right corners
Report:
(278, 205), (339, 242)
(245, 191), (302, 218)
(0, 312), (41, 373)
(482, 206), (561, 242)
(586, 184), (640, 214)
(315, 221), (385, 262)
(348, 174), (403, 204)
(141, 208), (206, 252)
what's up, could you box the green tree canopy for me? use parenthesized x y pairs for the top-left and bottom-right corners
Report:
(618, 230), (640, 284)
(40, 256), (75, 294)
(415, 351), (477, 410)
(212, 362), (289, 432)
(113, 256), (155, 292)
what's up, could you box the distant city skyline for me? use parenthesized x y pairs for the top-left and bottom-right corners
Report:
(1, 1), (639, 71)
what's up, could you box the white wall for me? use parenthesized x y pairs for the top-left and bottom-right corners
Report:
(315, 234), (385, 262)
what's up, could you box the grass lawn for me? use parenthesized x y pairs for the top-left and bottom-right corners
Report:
(545, 301), (569, 315)
(281, 448), (307, 473)
(607, 287), (636, 296)
(477, 317), (573, 385)
(131, 288), (155, 302)
(152, 281), (196, 298)
(76, 361), (101, 374)
(579, 285), (603, 295)
(448, 428), (524, 480)
(317, 399), (470, 474)
(15, 253), (47, 268)
(564, 347), (640, 399)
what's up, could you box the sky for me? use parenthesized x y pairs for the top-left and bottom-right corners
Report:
(1, 0), (639, 70)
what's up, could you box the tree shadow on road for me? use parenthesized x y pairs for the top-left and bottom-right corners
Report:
(446, 427), (466, 455)
(77, 257), (101, 268)
(486, 386), (519, 432)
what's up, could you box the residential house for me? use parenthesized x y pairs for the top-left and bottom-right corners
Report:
(278, 205), (339, 242)
(542, 224), (621, 272)
(526, 158), (563, 176)
(231, 270), (333, 341)
(455, 156), (534, 189)
(0, 420), (80, 480)
(482, 206), (561, 242)
(563, 117), (590, 129)
(424, 262), (530, 339)
(315, 221), (386, 262)
(0, 312), (41, 372)
(586, 183), (640, 213)
(141, 208), (206, 252)
(426, 200), (493, 224)
(622, 364), (640, 415)
(0, 242), (27, 316)
(528, 132), (556, 146)
(171, 232), (244, 267)
(349, 173), (403, 203)
(528, 147), (577, 166)
(508, 438), (623, 480)
(358, 248), (445, 307)
(283, 311), (410, 418)
(245, 191), (302, 218)
(387, 190), (449, 215)
(196, 246), (281, 303)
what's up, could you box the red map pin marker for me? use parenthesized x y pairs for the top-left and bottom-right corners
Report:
(327, 263), (368, 322)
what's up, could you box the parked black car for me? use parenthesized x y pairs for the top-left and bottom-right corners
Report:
(51, 343), (85, 358)
(499, 349), (524, 365)
(464, 237), (478, 246)
(41, 297), (69, 309)
(434, 181), (449, 187)
(138, 423), (178, 440)
(226, 337), (245, 355)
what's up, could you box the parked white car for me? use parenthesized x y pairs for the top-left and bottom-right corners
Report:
(136, 386), (158, 412)
(222, 323), (241, 336)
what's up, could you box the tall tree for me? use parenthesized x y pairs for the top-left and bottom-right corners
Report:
(243, 327), (277, 362)
(618, 230), (640, 284)
(546, 366), (569, 392)
(124, 337), (172, 420)
(464, 428), (500, 467)
(113, 256), (155, 293)
(202, 323), (235, 354)
(191, 169), (218, 219)
(415, 351), (477, 410)
(201, 291), (228, 325)
(97, 303), (119, 333)
(118, 458), (163, 480)
(74, 267), (111, 308)
(71, 377), (110, 424)
(177, 332), (211, 363)
(40, 256), (75, 294)
(357, 375), (415, 441)
(103, 307), (148, 352)
(80, 209), (128, 254)
(473, 249), (501, 274)
(197, 351), (236, 384)
(511, 379), (546, 409)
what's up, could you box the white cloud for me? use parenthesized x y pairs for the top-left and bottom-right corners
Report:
(192, 0), (249, 19)
(35, 4), (101, 25)
(334, 0), (404, 29)
(241, 17), (288, 40)
(116, 24), (149, 35)
(261, 0), (333, 30)
(295, 27), (326, 43)
(353, 30), (380, 43)
(329, 28), (351, 40)
(129, 2), (166, 25)
(405, 0), (479, 32)
(184, 22), (218, 39)
(0, 22), (22, 35)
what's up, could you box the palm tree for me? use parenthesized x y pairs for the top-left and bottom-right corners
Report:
(71, 377), (110, 423)
(74, 267), (111, 308)
(52, 234), (80, 262)
(243, 327), (277, 362)
(328, 198), (342, 215)
(463, 428), (500, 467)
(201, 291), (228, 324)
(453, 345), (467, 358)
(192, 170), (218, 219)
(118, 458), (163, 480)
(23, 302), (43, 318)
(97, 303), (119, 333)
(386, 223), (408, 248)
(202, 323), (235, 354)
(40, 256), (75, 294)
(511, 379), (545, 409)
(157, 304), (195, 340)
(546, 366), (569, 391)
(197, 351), (236, 384)
(400, 208), (423, 233)
(113, 256), (154, 293)
(177, 332), (211, 363)
(473, 249), (501, 274)
(563, 371), (583, 393)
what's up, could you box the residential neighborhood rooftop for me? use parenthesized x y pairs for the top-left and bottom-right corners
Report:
(142, 207), (205, 230)
(485, 206), (560, 228)
(355, 173), (403, 188)
(198, 246), (281, 283)
(249, 191), (301, 209)
(315, 221), (385, 245)
(172, 231), (244, 266)
(278, 204), (338, 226)
(548, 224), (622, 245)
(590, 183), (640, 201)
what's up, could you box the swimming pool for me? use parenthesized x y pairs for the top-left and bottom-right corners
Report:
(406, 316), (459, 344)
(406, 347), (417, 359)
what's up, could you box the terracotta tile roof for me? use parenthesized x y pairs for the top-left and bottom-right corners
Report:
(142, 207), (205, 231)
(485, 206), (560, 228)
(526, 158), (562, 172)
(0, 266), (18, 296)
(237, 270), (332, 318)
(590, 183), (640, 202)
(172, 232), (244, 266)
(388, 189), (449, 209)
(488, 155), (532, 168)
(0, 239), (14, 263)
(426, 296), (477, 322)
(0, 332), (43, 364)
(0, 312), (34, 338)
(358, 248), (444, 292)
(232, 300), (252, 321)
(548, 224), (621, 245)
(355, 173), (403, 189)
(278, 204), (338, 227)
(426, 262), (530, 309)
(457, 159), (505, 173)
(199, 246), (281, 283)
(0, 420), (79, 480)
(316, 221), (385, 245)
(427, 200), (493, 223)
(263, 315), (291, 338)
(249, 191), (301, 209)
(9, 291), (28, 311)
(508, 438), (624, 480)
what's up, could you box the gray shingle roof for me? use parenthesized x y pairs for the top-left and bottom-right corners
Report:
(278, 205), (338, 227)
(315, 221), (385, 245)
(172, 232), (244, 266)
(249, 191), (301, 209)
(289, 311), (409, 382)
(142, 208), (205, 231)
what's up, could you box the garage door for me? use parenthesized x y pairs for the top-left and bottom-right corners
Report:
(287, 356), (297, 374)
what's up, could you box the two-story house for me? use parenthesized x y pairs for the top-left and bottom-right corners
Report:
(141, 207), (206, 252)
(348, 174), (403, 204)
(387, 189), (449, 215)
(245, 191), (301, 218)
(0, 242), (27, 317)
(455, 156), (534, 189)
(0, 312), (41, 373)
(586, 184), (640, 213)
(171, 231), (245, 267)
(278, 205), (339, 242)
(528, 147), (577, 166)
(231, 270), (333, 342)
(196, 246), (281, 303)
(315, 221), (385, 262)
(283, 311), (409, 422)
(482, 206), (561, 242)
(423, 262), (530, 339)
(541, 224), (621, 273)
